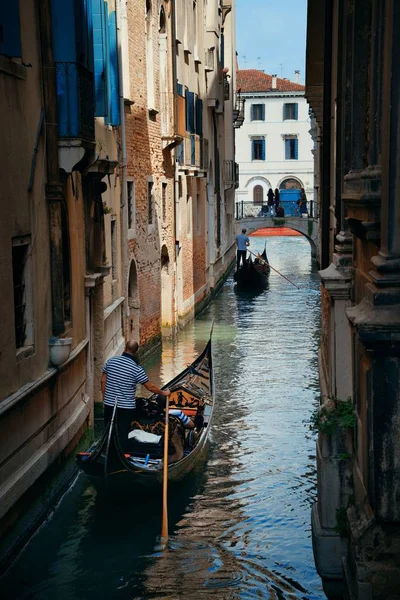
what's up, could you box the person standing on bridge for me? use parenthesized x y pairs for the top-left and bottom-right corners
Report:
(236, 228), (250, 271)
(274, 188), (280, 210)
(267, 188), (275, 216)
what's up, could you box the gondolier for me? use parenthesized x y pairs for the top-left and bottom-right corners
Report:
(236, 228), (250, 271)
(101, 340), (170, 449)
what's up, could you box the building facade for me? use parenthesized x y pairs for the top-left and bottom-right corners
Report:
(0, 0), (238, 569)
(235, 69), (314, 217)
(306, 1), (400, 598)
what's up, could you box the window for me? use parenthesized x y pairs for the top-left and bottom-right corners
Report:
(111, 219), (117, 279)
(196, 193), (201, 234)
(146, 0), (155, 110)
(127, 180), (135, 231)
(91, 2), (120, 125)
(0, 4), (21, 57)
(147, 180), (154, 225)
(61, 205), (72, 324)
(283, 103), (298, 120)
(186, 181), (192, 236)
(12, 236), (33, 350)
(251, 104), (265, 121)
(162, 182), (167, 221)
(285, 137), (299, 160)
(253, 185), (264, 205)
(251, 137), (265, 161)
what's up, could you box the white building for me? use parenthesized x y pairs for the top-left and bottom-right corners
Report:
(235, 70), (314, 216)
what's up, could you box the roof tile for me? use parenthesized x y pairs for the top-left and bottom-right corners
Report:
(237, 69), (305, 93)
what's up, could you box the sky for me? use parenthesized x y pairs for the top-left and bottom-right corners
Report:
(236, 0), (308, 84)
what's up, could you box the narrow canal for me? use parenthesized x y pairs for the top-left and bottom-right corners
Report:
(2, 235), (323, 599)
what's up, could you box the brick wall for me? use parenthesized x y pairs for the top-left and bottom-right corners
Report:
(125, 0), (175, 350)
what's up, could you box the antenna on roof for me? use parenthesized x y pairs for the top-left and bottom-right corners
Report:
(257, 56), (262, 70)
(242, 55), (247, 67)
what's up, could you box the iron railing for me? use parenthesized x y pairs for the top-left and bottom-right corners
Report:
(55, 62), (95, 140)
(235, 200), (318, 220)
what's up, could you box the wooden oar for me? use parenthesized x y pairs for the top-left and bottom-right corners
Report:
(248, 249), (300, 289)
(161, 394), (170, 547)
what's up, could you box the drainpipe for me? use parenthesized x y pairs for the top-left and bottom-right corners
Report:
(115, 0), (129, 332)
(171, 0), (179, 330)
(38, 0), (65, 335)
(321, 0), (333, 269)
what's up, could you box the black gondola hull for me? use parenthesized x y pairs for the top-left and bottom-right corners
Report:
(77, 339), (214, 490)
(234, 249), (270, 289)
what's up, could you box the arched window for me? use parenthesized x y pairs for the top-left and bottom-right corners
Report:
(159, 7), (166, 33)
(279, 178), (301, 190)
(253, 185), (263, 205)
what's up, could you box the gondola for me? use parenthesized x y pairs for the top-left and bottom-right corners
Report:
(233, 248), (270, 289)
(76, 337), (214, 489)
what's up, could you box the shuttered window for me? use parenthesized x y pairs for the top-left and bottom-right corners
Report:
(186, 90), (195, 133)
(285, 137), (299, 160)
(283, 103), (298, 120)
(251, 137), (266, 161)
(107, 10), (120, 125)
(195, 97), (203, 135)
(251, 104), (265, 121)
(0, 3), (21, 57)
(92, 0), (108, 116)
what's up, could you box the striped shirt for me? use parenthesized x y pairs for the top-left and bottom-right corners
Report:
(169, 409), (192, 427)
(103, 353), (149, 409)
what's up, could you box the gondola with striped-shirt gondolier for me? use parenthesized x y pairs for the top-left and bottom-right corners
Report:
(101, 340), (171, 451)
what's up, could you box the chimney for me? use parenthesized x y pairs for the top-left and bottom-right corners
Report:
(271, 74), (277, 89)
(294, 70), (300, 83)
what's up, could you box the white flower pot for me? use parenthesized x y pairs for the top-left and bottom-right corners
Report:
(49, 337), (73, 366)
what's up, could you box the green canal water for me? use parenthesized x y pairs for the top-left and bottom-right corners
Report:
(1, 235), (324, 599)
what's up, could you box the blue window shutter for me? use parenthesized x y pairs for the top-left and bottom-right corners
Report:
(251, 140), (255, 160)
(294, 138), (299, 159)
(285, 139), (289, 159)
(0, 3), (21, 57)
(185, 89), (189, 130)
(261, 138), (265, 160)
(187, 91), (195, 133)
(261, 104), (265, 121)
(294, 103), (298, 120)
(92, 0), (107, 116)
(177, 82), (183, 96)
(195, 97), (203, 135)
(283, 104), (288, 120)
(107, 10), (120, 125)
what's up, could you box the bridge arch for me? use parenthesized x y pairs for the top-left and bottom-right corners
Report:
(235, 216), (319, 262)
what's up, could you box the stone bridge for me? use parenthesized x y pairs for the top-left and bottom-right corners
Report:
(235, 215), (320, 261)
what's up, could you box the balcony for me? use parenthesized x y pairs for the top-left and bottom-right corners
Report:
(55, 62), (95, 141)
(177, 134), (209, 173)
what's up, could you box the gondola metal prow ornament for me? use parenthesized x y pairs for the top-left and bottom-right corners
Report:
(248, 249), (300, 289)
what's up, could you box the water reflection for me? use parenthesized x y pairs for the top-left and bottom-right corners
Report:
(1, 236), (323, 599)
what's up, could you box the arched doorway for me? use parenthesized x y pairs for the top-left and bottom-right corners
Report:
(128, 259), (139, 341)
(278, 177), (303, 216)
(161, 244), (174, 334)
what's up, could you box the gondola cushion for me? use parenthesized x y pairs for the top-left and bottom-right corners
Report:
(128, 429), (161, 444)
